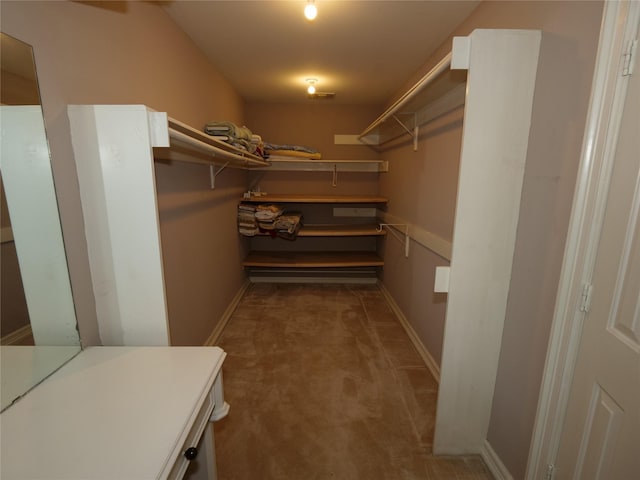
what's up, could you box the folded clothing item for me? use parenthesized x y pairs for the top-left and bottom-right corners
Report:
(264, 142), (319, 154)
(259, 211), (303, 240)
(205, 121), (258, 154)
(264, 142), (321, 159)
(273, 212), (303, 234)
(254, 204), (284, 221)
(237, 203), (259, 237)
(250, 134), (265, 158)
(204, 121), (252, 140)
(239, 226), (259, 237)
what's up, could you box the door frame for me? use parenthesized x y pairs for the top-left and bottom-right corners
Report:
(526, 1), (640, 478)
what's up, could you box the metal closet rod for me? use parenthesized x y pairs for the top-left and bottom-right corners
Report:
(359, 51), (453, 139)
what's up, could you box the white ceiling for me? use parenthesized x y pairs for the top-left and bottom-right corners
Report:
(163, 1), (479, 106)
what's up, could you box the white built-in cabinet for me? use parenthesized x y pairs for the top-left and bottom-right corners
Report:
(67, 29), (541, 456)
(1, 346), (229, 479)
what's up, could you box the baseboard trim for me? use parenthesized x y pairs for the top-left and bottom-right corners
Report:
(481, 439), (513, 480)
(1, 324), (33, 345)
(204, 280), (251, 346)
(378, 282), (440, 383)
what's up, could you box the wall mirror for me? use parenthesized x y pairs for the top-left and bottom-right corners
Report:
(0, 33), (80, 411)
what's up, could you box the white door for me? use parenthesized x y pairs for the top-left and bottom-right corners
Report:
(554, 24), (640, 479)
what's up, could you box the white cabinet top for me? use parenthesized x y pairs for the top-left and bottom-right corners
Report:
(0, 346), (226, 479)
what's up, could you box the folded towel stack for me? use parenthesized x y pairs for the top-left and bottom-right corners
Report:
(273, 212), (303, 240)
(255, 204), (284, 231)
(237, 203), (303, 239)
(205, 121), (259, 154)
(237, 204), (259, 237)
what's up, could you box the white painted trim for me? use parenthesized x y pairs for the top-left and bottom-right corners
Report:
(526, 3), (640, 478)
(481, 440), (514, 480)
(378, 282), (440, 383)
(435, 29), (541, 455)
(379, 210), (452, 260)
(68, 105), (170, 346)
(451, 36), (472, 70)
(204, 280), (251, 346)
(1, 324), (33, 345)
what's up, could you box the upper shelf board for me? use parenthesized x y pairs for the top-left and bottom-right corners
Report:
(153, 118), (386, 172)
(241, 194), (388, 204)
(254, 157), (388, 173)
(153, 116), (270, 169)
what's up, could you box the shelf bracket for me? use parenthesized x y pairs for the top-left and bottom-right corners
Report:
(209, 161), (230, 190)
(378, 223), (410, 257)
(391, 113), (419, 151)
(332, 164), (338, 187)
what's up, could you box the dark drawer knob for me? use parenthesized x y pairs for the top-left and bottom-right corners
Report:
(184, 447), (198, 460)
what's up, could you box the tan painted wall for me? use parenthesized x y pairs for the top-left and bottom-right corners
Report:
(246, 103), (381, 196)
(378, 105), (463, 365)
(379, 1), (603, 477)
(246, 103), (381, 160)
(1, 0), (248, 346)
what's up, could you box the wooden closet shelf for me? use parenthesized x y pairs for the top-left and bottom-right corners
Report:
(254, 224), (386, 237)
(242, 251), (384, 268)
(241, 194), (388, 204)
(154, 116), (270, 169)
(253, 158), (388, 173)
(300, 224), (385, 237)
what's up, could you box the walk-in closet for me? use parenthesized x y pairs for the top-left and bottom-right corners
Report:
(2, 1), (618, 479)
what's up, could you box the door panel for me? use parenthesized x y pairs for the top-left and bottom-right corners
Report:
(556, 25), (640, 479)
(574, 384), (623, 479)
(608, 213), (640, 349)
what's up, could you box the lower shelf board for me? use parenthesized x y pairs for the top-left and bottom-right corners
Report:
(242, 251), (384, 268)
(253, 224), (385, 238)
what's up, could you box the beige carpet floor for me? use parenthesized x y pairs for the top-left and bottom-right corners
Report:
(213, 283), (493, 479)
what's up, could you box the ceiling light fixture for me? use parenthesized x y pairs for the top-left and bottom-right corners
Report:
(304, 0), (317, 21)
(306, 78), (317, 95)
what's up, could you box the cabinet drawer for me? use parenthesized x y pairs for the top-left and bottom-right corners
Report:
(167, 389), (214, 479)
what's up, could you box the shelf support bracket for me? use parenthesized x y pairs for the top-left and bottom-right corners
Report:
(391, 113), (419, 151)
(209, 161), (230, 190)
(378, 223), (410, 257)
